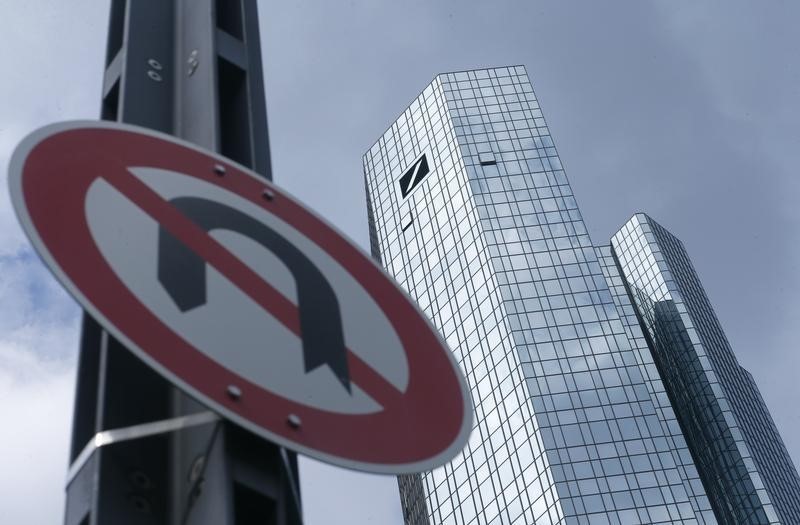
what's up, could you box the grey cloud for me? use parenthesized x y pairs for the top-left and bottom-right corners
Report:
(259, 1), (800, 471)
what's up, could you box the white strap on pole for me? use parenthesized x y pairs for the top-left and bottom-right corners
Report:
(66, 411), (220, 485)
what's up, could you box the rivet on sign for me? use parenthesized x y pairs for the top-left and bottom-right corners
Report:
(287, 413), (302, 429)
(226, 385), (242, 400)
(262, 188), (275, 201)
(213, 164), (226, 176)
(147, 58), (163, 70)
(147, 70), (163, 82)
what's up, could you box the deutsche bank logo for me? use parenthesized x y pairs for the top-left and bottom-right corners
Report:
(398, 153), (430, 200)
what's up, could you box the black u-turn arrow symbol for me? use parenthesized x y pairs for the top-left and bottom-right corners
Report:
(157, 197), (351, 393)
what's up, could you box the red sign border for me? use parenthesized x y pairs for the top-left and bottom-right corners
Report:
(9, 121), (473, 474)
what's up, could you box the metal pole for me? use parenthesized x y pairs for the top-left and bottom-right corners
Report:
(64, 1), (301, 523)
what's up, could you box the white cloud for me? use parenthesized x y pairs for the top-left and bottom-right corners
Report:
(0, 252), (80, 354)
(0, 342), (76, 524)
(0, 207), (80, 525)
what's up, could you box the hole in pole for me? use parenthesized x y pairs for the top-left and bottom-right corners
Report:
(217, 57), (252, 169)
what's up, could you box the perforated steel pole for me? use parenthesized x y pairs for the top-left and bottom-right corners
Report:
(64, 2), (301, 524)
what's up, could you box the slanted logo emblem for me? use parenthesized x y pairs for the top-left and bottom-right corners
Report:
(398, 153), (430, 199)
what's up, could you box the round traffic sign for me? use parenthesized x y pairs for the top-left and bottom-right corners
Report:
(8, 121), (473, 474)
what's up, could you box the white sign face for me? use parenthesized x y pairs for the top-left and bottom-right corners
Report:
(9, 121), (473, 474)
(88, 166), (409, 413)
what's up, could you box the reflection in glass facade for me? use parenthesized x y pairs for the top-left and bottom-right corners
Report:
(362, 66), (799, 524)
(611, 214), (800, 524)
(594, 246), (714, 522)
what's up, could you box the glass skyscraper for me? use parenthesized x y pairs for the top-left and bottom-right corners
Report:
(612, 214), (800, 524)
(362, 66), (799, 524)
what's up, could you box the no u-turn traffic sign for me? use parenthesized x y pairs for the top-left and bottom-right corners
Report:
(9, 121), (473, 474)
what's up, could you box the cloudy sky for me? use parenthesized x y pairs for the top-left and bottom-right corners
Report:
(1, 1), (798, 523)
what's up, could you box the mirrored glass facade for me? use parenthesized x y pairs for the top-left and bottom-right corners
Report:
(594, 245), (714, 522)
(364, 66), (721, 525)
(611, 214), (800, 524)
(363, 66), (799, 525)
